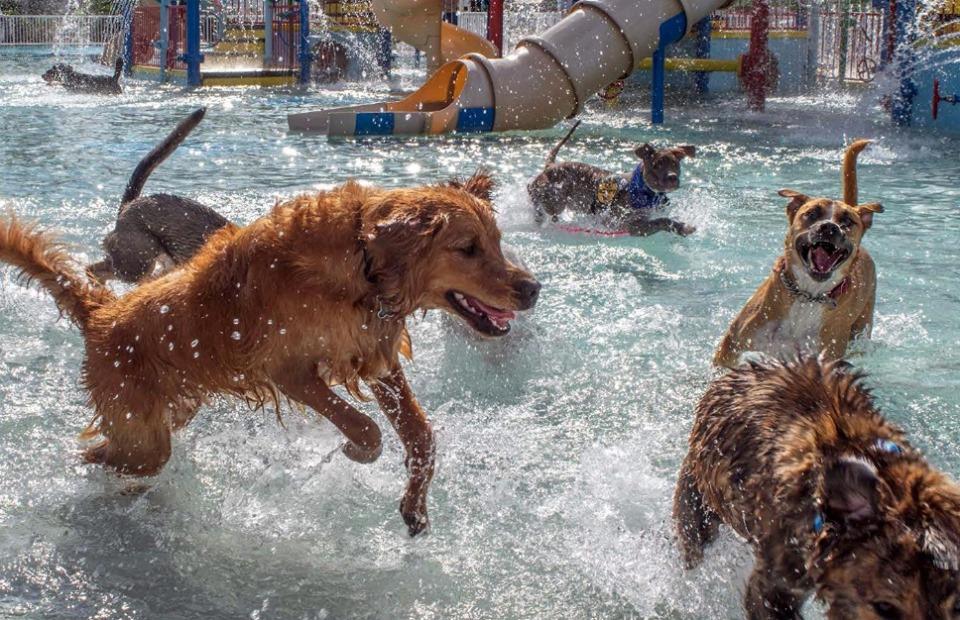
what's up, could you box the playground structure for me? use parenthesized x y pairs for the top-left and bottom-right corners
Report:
(125, 0), (388, 86)
(288, 0), (808, 134)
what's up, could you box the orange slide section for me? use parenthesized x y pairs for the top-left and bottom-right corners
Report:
(371, 0), (498, 73)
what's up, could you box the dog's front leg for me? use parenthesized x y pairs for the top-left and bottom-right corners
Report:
(744, 552), (806, 620)
(368, 366), (435, 537)
(272, 361), (383, 464)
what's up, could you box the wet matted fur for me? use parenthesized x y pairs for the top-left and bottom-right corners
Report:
(674, 356), (960, 619)
(0, 171), (540, 536)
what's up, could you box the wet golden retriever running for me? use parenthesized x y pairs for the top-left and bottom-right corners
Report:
(0, 171), (540, 536)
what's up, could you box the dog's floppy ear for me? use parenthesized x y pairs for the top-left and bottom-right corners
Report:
(779, 189), (810, 223)
(823, 458), (881, 525)
(449, 169), (495, 203)
(635, 143), (657, 161)
(916, 477), (960, 570)
(673, 145), (696, 159)
(856, 202), (884, 231)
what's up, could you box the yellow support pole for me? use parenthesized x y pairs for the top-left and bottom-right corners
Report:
(637, 56), (743, 72)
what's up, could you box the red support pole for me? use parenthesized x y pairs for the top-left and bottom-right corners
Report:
(487, 0), (504, 56)
(742, 0), (771, 111)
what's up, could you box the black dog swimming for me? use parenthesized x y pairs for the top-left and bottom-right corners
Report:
(42, 57), (123, 95)
(87, 108), (234, 284)
(527, 121), (697, 236)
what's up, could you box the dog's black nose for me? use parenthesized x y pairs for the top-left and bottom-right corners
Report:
(814, 220), (843, 242)
(666, 172), (679, 183)
(516, 279), (541, 309)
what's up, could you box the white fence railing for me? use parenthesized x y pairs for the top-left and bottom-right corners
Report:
(457, 11), (562, 51)
(0, 15), (123, 46)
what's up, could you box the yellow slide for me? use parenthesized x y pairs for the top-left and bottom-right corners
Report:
(371, 0), (498, 74)
(289, 0), (730, 135)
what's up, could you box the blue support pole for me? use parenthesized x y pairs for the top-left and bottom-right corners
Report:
(122, 1), (134, 76)
(158, 0), (170, 81)
(298, 0), (311, 85)
(264, 0), (273, 65)
(651, 12), (687, 124)
(185, 0), (203, 86)
(693, 17), (711, 95)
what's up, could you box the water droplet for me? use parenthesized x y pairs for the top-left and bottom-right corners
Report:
(231, 331), (242, 340)
(193, 351), (200, 359)
(126, 412), (132, 420)
(160, 305), (170, 314)
(168, 342), (174, 351)
(191, 339), (199, 348)
(279, 328), (287, 335)
(113, 360), (120, 367)
(361, 324), (368, 330)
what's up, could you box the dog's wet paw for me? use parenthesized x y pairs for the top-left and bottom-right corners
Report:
(341, 441), (382, 464)
(400, 497), (429, 537)
(679, 224), (697, 237)
(402, 509), (429, 537)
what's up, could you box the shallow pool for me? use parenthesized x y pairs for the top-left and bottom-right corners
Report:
(2, 48), (960, 619)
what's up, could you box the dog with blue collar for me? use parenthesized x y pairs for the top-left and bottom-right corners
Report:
(528, 121), (696, 236)
(675, 356), (960, 618)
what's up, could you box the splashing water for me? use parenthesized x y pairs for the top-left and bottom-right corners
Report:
(1, 48), (960, 618)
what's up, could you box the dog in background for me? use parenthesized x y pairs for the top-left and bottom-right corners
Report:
(87, 108), (233, 284)
(674, 356), (960, 619)
(714, 139), (882, 368)
(527, 121), (696, 236)
(0, 171), (540, 536)
(42, 57), (123, 95)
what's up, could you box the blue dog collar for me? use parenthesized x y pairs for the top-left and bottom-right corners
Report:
(874, 438), (902, 454)
(626, 165), (668, 211)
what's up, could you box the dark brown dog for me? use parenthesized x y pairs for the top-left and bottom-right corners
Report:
(0, 171), (539, 536)
(674, 356), (960, 619)
(527, 121), (696, 236)
(42, 57), (123, 95)
(87, 108), (233, 284)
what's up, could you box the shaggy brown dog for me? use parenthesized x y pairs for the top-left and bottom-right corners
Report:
(0, 172), (539, 536)
(674, 356), (960, 619)
(714, 140), (883, 368)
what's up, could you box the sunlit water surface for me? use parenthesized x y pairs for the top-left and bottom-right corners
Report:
(2, 48), (960, 619)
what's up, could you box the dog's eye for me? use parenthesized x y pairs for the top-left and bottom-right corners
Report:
(457, 242), (478, 257)
(871, 601), (902, 620)
(838, 215), (854, 229)
(804, 208), (821, 223)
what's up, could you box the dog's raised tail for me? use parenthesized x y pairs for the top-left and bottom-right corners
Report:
(121, 107), (207, 207)
(0, 215), (114, 330)
(544, 120), (582, 166)
(842, 139), (871, 206)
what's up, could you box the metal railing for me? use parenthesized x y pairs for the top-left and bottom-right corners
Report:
(0, 14), (122, 46)
(817, 8), (884, 82)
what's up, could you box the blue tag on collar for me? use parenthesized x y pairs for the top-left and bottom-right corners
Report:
(813, 512), (825, 533)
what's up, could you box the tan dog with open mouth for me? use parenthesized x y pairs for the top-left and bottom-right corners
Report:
(714, 140), (883, 368)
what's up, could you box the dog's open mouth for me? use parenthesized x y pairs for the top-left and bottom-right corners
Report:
(446, 291), (516, 337)
(798, 239), (850, 280)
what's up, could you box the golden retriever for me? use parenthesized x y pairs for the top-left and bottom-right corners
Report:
(0, 171), (540, 536)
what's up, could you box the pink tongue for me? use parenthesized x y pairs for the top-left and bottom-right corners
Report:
(811, 247), (837, 273)
(468, 296), (516, 321)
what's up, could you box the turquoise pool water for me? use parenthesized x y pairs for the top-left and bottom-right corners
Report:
(2, 49), (960, 619)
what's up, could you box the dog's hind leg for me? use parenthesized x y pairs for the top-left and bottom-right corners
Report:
(102, 228), (163, 283)
(271, 361), (383, 464)
(626, 217), (696, 237)
(673, 457), (720, 569)
(368, 366), (435, 537)
(82, 401), (173, 477)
